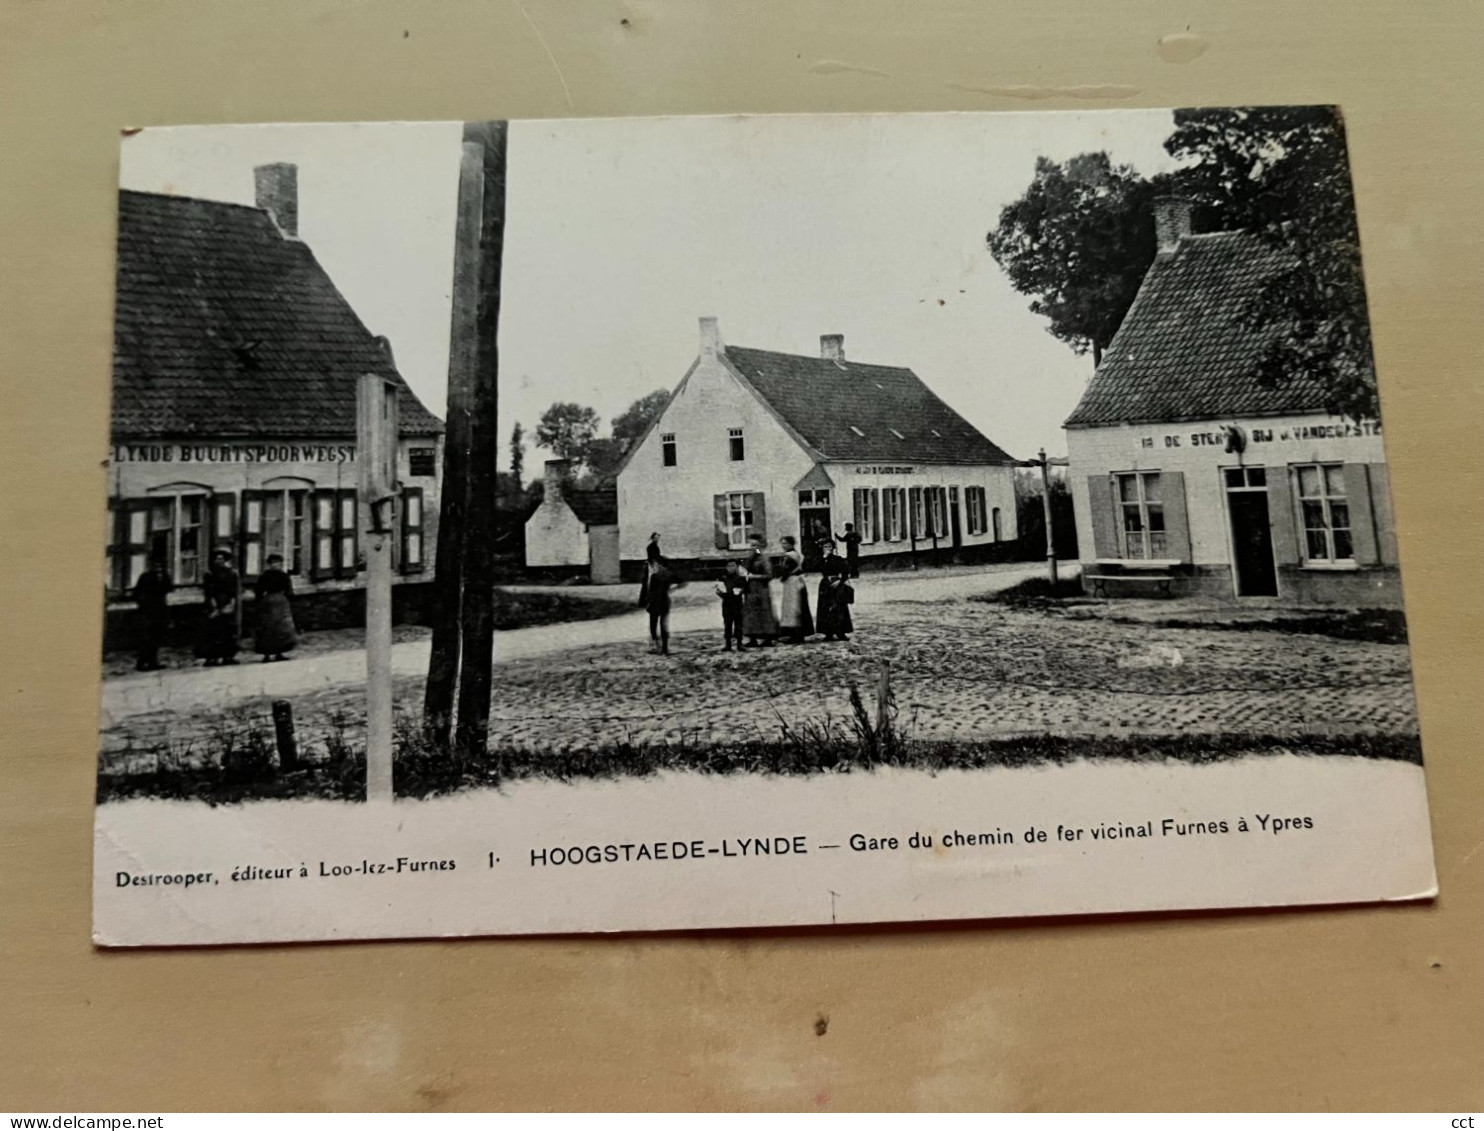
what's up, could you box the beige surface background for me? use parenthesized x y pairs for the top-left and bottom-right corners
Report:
(2, 0), (1480, 1112)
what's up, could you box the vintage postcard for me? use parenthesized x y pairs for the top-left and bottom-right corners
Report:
(93, 109), (1436, 946)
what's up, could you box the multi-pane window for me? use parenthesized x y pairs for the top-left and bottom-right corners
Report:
(728, 427), (745, 462)
(798, 488), (830, 507)
(726, 491), (754, 548)
(1116, 472), (1166, 559)
(965, 486), (988, 536)
(883, 488), (906, 541)
(260, 489), (310, 575)
(133, 494), (207, 585)
(852, 488), (881, 542)
(1296, 464), (1352, 562)
(929, 487), (946, 538)
(661, 433), (677, 467)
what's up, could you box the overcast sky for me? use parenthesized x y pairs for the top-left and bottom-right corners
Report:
(120, 110), (1180, 461)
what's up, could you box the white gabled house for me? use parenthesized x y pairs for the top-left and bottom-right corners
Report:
(523, 460), (621, 583)
(614, 318), (1019, 575)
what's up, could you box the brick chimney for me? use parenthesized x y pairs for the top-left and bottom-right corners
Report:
(543, 459), (571, 505)
(1153, 196), (1194, 255)
(254, 163), (298, 238)
(699, 316), (722, 357)
(820, 334), (845, 361)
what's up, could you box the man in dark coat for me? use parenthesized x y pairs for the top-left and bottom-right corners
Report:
(132, 557), (173, 671)
(835, 522), (862, 579)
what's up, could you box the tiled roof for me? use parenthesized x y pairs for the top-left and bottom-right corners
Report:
(566, 484), (618, 526)
(112, 190), (442, 438)
(1064, 231), (1328, 428)
(724, 346), (1015, 465)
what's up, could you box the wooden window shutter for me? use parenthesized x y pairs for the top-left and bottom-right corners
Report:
(751, 492), (767, 539)
(212, 491), (238, 560)
(1343, 463), (1380, 565)
(1367, 462), (1399, 566)
(713, 495), (730, 550)
(1086, 476), (1119, 559)
(1160, 471), (1191, 563)
(120, 499), (152, 592)
(311, 488), (337, 581)
(236, 491), (265, 578)
(338, 488), (359, 577)
(1266, 466), (1301, 565)
(400, 487), (425, 574)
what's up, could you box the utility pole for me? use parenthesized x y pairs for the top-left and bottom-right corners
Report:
(1037, 447), (1058, 586)
(359, 373), (399, 802)
(422, 135), (484, 749)
(453, 120), (508, 762)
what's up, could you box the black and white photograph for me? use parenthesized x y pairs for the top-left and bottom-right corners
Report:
(92, 109), (1436, 945)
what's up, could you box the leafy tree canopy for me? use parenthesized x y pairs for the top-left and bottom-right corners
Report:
(988, 107), (1378, 420)
(986, 152), (1162, 365)
(611, 388), (671, 447)
(534, 402), (601, 466)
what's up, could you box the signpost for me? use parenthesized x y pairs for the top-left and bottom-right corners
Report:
(358, 373), (399, 803)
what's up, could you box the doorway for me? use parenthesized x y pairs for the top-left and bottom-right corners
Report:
(797, 489), (833, 571)
(1225, 467), (1278, 597)
(948, 486), (962, 549)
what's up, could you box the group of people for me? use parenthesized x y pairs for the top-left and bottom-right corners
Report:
(639, 531), (856, 655)
(130, 551), (299, 672)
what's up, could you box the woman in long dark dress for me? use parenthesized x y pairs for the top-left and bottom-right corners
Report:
(815, 538), (854, 642)
(740, 534), (779, 647)
(132, 556), (173, 671)
(253, 553), (298, 662)
(198, 550), (241, 666)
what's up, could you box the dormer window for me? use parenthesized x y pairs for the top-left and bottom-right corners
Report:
(849, 426), (865, 437)
(661, 433), (677, 467)
(728, 427), (745, 461)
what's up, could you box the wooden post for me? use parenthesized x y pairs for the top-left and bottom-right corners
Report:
(1039, 447), (1059, 586)
(422, 137), (485, 748)
(875, 660), (891, 738)
(359, 373), (399, 803)
(271, 699), (299, 770)
(453, 121), (508, 762)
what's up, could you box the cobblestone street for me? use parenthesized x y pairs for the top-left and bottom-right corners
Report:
(485, 594), (1419, 754)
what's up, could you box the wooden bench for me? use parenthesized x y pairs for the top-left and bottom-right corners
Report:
(1085, 573), (1174, 599)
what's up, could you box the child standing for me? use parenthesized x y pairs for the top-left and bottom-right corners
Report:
(715, 559), (747, 651)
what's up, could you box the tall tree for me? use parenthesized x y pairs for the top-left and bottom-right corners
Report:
(535, 402), (600, 465)
(986, 153), (1161, 365)
(610, 388), (671, 447)
(509, 420), (525, 488)
(1166, 106), (1377, 420)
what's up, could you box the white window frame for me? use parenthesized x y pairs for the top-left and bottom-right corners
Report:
(1294, 463), (1353, 564)
(726, 491), (755, 549)
(883, 487), (906, 541)
(1115, 471), (1166, 560)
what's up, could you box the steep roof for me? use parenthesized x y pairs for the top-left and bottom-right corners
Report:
(112, 189), (442, 438)
(566, 483), (618, 527)
(1064, 231), (1328, 428)
(723, 346), (1015, 465)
